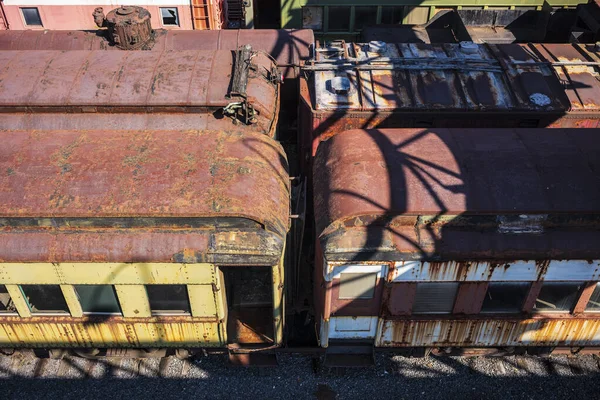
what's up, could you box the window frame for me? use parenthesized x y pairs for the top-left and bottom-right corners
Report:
(159, 7), (180, 27)
(20, 7), (43, 27)
(19, 284), (70, 315)
(532, 281), (585, 314)
(411, 282), (460, 315)
(145, 284), (192, 316)
(74, 285), (123, 316)
(480, 282), (531, 314)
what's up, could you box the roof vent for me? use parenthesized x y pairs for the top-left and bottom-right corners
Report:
(330, 76), (351, 95)
(459, 41), (478, 54)
(102, 6), (154, 50)
(529, 93), (551, 107)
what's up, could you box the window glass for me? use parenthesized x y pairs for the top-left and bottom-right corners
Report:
(146, 285), (190, 314)
(75, 285), (121, 314)
(302, 6), (323, 30)
(354, 6), (378, 30)
(0, 285), (17, 313)
(20, 285), (68, 313)
(412, 283), (458, 314)
(328, 6), (351, 32)
(585, 284), (600, 311)
(160, 7), (179, 26)
(381, 6), (404, 24)
(481, 282), (530, 313)
(21, 7), (43, 26)
(534, 282), (583, 312)
(339, 273), (377, 299)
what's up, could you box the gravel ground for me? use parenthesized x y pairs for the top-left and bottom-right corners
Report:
(0, 352), (598, 399)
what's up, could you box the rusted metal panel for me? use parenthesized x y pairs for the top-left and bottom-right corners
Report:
(0, 230), (283, 265)
(329, 278), (384, 316)
(0, 113), (268, 132)
(307, 41), (577, 112)
(384, 283), (417, 316)
(453, 283), (488, 315)
(391, 260), (600, 282)
(0, 129), (289, 231)
(314, 128), (600, 261)
(0, 316), (224, 347)
(0, 29), (314, 77)
(0, 129), (289, 265)
(0, 50), (279, 135)
(377, 318), (600, 347)
(302, 42), (600, 163)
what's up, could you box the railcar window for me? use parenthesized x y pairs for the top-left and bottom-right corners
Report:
(354, 7), (378, 30)
(534, 282), (583, 312)
(328, 7), (351, 32)
(302, 6), (323, 30)
(481, 282), (530, 313)
(160, 8), (179, 26)
(339, 273), (377, 299)
(146, 285), (190, 314)
(0, 285), (17, 313)
(20, 285), (69, 314)
(75, 285), (121, 314)
(21, 7), (43, 26)
(412, 283), (459, 314)
(381, 6), (404, 24)
(585, 284), (600, 311)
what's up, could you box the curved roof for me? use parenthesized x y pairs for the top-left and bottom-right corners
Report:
(308, 42), (600, 113)
(314, 128), (600, 235)
(0, 49), (278, 135)
(0, 129), (290, 236)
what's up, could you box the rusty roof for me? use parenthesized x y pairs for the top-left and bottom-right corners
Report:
(0, 49), (279, 135)
(314, 128), (600, 231)
(314, 128), (600, 260)
(0, 29), (314, 76)
(306, 42), (600, 113)
(0, 129), (290, 236)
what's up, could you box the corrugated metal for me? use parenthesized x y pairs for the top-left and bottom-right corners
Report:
(0, 316), (224, 347)
(377, 318), (600, 347)
(314, 128), (600, 261)
(0, 50), (279, 136)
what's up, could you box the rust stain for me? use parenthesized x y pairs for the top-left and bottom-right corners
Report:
(381, 318), (600, 347)
(0, 316), (224, 347)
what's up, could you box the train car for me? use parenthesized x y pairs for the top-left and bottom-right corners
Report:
(0, 47), (280, 136)
(313, 128), (600, 362)
(0, 24), (314, 129)
(300, 40), (600, 169)
(0, 128), (290, 354)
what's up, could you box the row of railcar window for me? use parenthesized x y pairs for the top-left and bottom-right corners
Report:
(3, 281), (599, 317)
(0, 284), (191, 316)
(333, 278), (600, 315)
